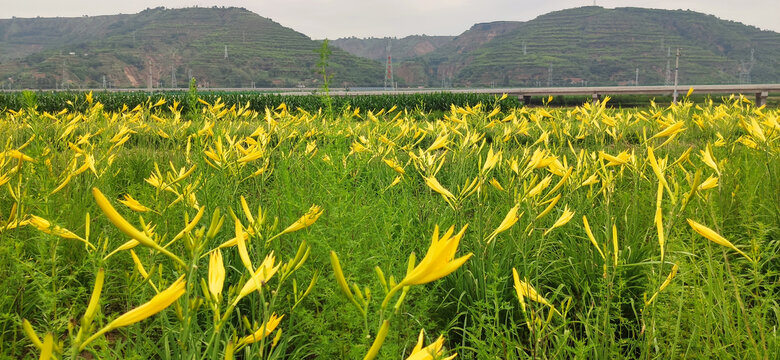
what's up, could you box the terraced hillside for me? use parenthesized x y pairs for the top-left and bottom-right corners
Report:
(395, 7), (780, 86)
(331, 35), (454, 63)
(0, 7), (383, 89)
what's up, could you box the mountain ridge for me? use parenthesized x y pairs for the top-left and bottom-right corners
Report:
(0, 7), (383, 89)
(333, 6), (780, 87)
(394, 7), (780, 86)
(2, 6), (778, 89)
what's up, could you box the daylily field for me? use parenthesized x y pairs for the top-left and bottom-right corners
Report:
(0, 92), (778, 359)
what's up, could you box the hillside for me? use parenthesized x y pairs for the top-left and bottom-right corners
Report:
(330, 35), (454, 63)
(395, 7), (780, 86)
(0, 7), (384, 89)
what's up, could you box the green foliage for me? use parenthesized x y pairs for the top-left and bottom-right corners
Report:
(0, 91), (522, 114)
(21, 91), (38, 111)
(186, 77), (199, 118)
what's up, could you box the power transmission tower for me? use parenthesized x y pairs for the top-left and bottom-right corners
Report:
(61, 58), (68, 89)
(664, 47), (672, 85)
(102, 75), (106, 89)
(738, 48), (755, 84)
(384, 40), (394, 90)
(547, 64), (553, 87)
(635, 68), (639, 86)
(148, 60), (153, 91)
(224, 45), (228, 59)
(171, 64), (177, 88)
(522, 40), (527, 55)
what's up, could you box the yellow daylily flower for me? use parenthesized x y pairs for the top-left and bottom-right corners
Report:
(489, 178), (505, 191)
(209, 249), (225, 301)
(383, 158), (406, 175)
(80, 276), (186, 350)
(650, 121), (685, 139)
(28, 215), (88, 244)
(233, 253), (281, 306)
(481, 147), (502, 173)
(363, 320), (390, 360)
(40, 333), (54, 360)
(424, 176), (456, 202)
(278, 205), (323, 236)
(543, 206), (574, 236)
(580, 173), (599, 187)
(599, 151), (631, 166)
(426, 134), (448, 152)
(406, 330), (457, 360)
(512, 268), (559, 315)
(118, 194), (152, 212)
(698, 175), (718, 190)
(582, 215), (606, 260)
(92, 187), (184, 266)
(22, 319), (43, 350)
(2, 149), (35, 162)
(687, 219), (753, 262)
(699, 144), (720, 175)
(535, 193), (561, 221)
(486, 204), (522, 243)
(645, 263), (679, 306)
(238, 313), (284, 345)
(399, 225), (472, 286)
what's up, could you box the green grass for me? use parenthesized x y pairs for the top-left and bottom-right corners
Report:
(0, 95), (777, 359)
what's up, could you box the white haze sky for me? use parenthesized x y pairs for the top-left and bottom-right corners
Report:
(2, 1), (779, 39)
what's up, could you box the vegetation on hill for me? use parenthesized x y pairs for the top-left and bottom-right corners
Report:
(394, 7), (780, 87)
(330, 35), (454, 63)
(0, 7), (384, 89)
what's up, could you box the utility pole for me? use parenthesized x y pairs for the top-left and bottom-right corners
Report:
(673, 48), (681, 104)
(148, 60), (153, 91)
(224, 45), (228, 59)
(666, 47), (672, 85)
(522, 40), (527, 55)
(102, 75), (106, 89)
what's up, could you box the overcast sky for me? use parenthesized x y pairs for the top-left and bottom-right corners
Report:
(3, 1), (778, 39)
